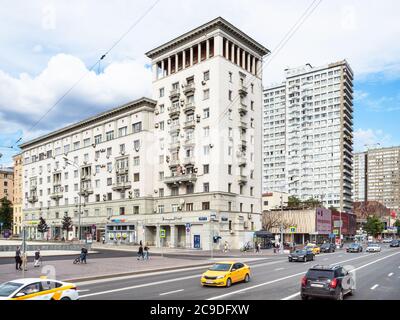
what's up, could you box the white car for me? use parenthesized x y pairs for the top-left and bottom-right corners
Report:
(366, 243), (381, 253)
(382, 238), (393, 243)
(0, 278), (79, 300)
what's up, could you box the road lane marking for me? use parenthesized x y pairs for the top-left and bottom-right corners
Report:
(282, 292), (300, 300)
(274, 268), (284, 271)
(79, 259), (286, 298)
(388, 273), (393, 277)
(323, 258), (328, 261)
(370, 284), (379, 290)
(159, 289), (184, 296)
(280, 251), (400, 300)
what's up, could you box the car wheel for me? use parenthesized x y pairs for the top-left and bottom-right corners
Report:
(336, 290), (344, 300)
(60, 297), (71, 301)
(289, 258), (292, 262)
(244, 274), (250, 283)
(226, 278), (232, 288)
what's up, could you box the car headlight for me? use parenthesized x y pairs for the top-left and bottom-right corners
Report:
(216, 275), (225, 279)
(299, 256), (304, 258)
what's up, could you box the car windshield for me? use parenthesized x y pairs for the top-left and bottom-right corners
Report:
(0, 282), (22, 297)
(349, 243), (358, 248)
(321, 243), (330, 248)
(208, 263), (232, 271)
(295, 250), (307, 254)
(369, 244), (378, 247)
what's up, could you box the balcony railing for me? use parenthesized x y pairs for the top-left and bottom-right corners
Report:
(169, 123), (180, 133)
(239, 103), (247, 115)
(169, 159), (180, 167)
(238, 85), (248, 97)
(237, 174), (248, 185)
(169, 88), (180, 100)
(239, 121), (248, 129)
(183, 102), (195, 113)
(164, 173), (197, 185)
(183, 119), (196, 129)
(79, 187), (93, 197)
(50, 192), (63, 200)
(182, 157), (195, 166)
(169, 141), (180, 150)
(183, 83), (195, 95)
(27, 195), (38, 203)
(112, 181), (132, 191)
(168, 104), (180, 117)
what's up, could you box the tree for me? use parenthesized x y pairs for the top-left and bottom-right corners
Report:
(329, 206), (339, 213)
(0, 197), (13, 231)
(61, 214), (73, 240)
(37, 217), (49, 240)
(394, 219), (400, 236)
(303, 197), (322, 209)
(364, 215), (384, 238)
(262, 211), (296, 232)
(287, 196), (301, 209)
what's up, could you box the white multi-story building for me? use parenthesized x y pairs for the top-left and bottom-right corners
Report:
(20, 17), (269, 250)
(263, 61), (354, 213)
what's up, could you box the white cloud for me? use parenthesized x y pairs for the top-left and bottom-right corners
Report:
(354, 128), (393, 152)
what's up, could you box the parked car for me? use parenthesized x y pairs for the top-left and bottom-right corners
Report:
(300, 265), (354, 300)
(382, 238), (393, 243)
(366, 243), (381, 252)
(346, 243), (363, 253)
(390, 240), (400, 247)
(320, 243), (336, 253)
(305, 243), (320, 255)
(288, 249), (315, 262)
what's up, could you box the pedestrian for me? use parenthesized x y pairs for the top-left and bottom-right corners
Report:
(34, 249), (41, 267)
(258, 242), (261, 253)
(144, 245), (149, 260)
(80, 247), (88, 264)
(102, 236), (105, 244)
(137, 244), (144, 260)
(15, 246), (22, 271)
(255, 242), (260, 253)
(223, 241), (228, 253)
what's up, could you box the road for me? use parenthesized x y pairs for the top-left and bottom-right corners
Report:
(77, 245), (400, 300)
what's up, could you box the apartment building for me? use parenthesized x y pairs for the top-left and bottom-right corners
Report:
(263, 61), (354, 213)
(354, 146), (400, 210)
(12, 154), (23, 235)
(20, 17), (269, 249)
(0, 167), (14, 203)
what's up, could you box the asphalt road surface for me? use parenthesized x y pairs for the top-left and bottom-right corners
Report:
(77, 245), (400, 300)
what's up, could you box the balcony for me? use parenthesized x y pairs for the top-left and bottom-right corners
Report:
(50, 192), (63, 200)
(169, 123), (180, 133)
(116, 168), (129, 175)
(164, 173), (197, 185)
(112, 181), (132, 191)
(81, 175), (91, 181)
(169, 141), (180, 150)
(237, 174), (248, 185)
(182, 157), (195, 166)
(238, 155), (247, 167)
(168, 159), (180, 167)
(183, 83), (195, 95)
(183, 138), (195, 148)
(239, 121), (248, 129)
(238, 85), (248, 97)
(168, 105), (180, 118)
(79, 187), (94, 197)
(27, 195), (38, 203)
(239, 103), (247, 115)
(183, 102), (195, 113)
(169, 88), (180, 101)
(183, 119), (196, 129)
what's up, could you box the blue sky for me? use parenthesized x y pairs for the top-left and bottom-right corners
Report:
(1, 0), (400, 165)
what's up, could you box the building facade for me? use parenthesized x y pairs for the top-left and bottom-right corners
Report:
(20, 17), (269, 250)
(12, 154), (23, 235)
(354, 146), (400, 211)
(262, 191), (288, 211)
(263, 61), (354, 213)
(0, 167), (14, 203)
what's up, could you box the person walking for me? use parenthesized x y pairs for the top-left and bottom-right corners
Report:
(34, 249), (41, 267)
(21, 252), (28, 271)
(80, 247), (88, 264)
(15, 246), (22, 271)
(144, 245), (149, 260)
(137, 244), (144, 260)
(223, 241), (228, 253)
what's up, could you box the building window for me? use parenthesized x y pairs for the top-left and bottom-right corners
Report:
(132, 122), (142, 133)
(228, 165), (232, 175)
(186, 203), (194, 211)
(119, 207), (125, 215)
(96, 194), (100, 202)
(171, 187), (179, 196)
(186, 184), (194, 194)
(229, 72), (232, 82)
(159, 188), (164, 197)
(107, 178), (112, 186)
(203, 183), (209, 192)
(250, 187), (254, 196)
(203, 126), (210, 137)
(134, 189), (140, 197)
(94, 135), (102, 144)
(134, 140), (140, 151)
(228, 183), (232, 193)
(203, 164), (209, 174)
(228, 90), (232, 101)
(159, 87), (164, 98)
(118, 126), (127, 137)
(203, 70), (210, 81)
(133, 206), (139, 214)
(106, 131), (114, 141)
(202, 202), (210, 210)
(107, 147), (112, 157)
(203, 108), (210, 119)
(240, 203), (243, 212)
(204, 145), (210, 155)
(133, 173), (140, 182)
(203, 89), (210, 100)
(133, 156), (140, 166)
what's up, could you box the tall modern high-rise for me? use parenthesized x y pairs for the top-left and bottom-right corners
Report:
(20, 17), (269, 249)
(263, 61), (354, 212)
(354, 146), (400, 210)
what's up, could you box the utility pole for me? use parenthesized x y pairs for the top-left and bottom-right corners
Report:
(280, 195), (284, 254)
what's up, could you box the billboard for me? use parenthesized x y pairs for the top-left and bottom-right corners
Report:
(316, 208), (332, 235)
(331, 212), (357, 235)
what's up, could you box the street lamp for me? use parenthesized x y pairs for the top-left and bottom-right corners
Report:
(63, 157), (82, 241)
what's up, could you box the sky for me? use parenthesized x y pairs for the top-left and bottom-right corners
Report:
(0, 0), (399, 166)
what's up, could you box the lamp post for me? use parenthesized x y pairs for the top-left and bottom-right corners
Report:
(63, 157), (82, 241)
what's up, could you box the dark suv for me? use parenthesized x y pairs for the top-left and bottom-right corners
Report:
(320, 243), (336, 253)
(301, 265), (354, 300)
(390, 240), (400, 247)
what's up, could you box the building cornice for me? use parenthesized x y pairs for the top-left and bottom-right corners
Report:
(145, 17), (270, 59)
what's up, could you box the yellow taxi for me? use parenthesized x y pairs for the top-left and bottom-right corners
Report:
(200, 261), (251, 287)
(305, 243), (320, 255)
(0, 277), (79, 300)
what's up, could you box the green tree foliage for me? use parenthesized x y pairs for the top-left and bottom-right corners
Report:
(364, 215), (384, 237)
(394, 219), (400, 235)
(37, 217), (49, 236)
(287, 196), (301, 209)
(0, 197), (13, 230)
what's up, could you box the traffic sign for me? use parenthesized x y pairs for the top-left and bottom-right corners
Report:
(185, 223), (191, 233)
(289, 226), (296, 233)
(160, 229), (166, 238)
(333, 229), (339, 235)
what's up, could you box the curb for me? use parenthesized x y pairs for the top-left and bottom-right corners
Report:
(63, 262), (213, 283)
